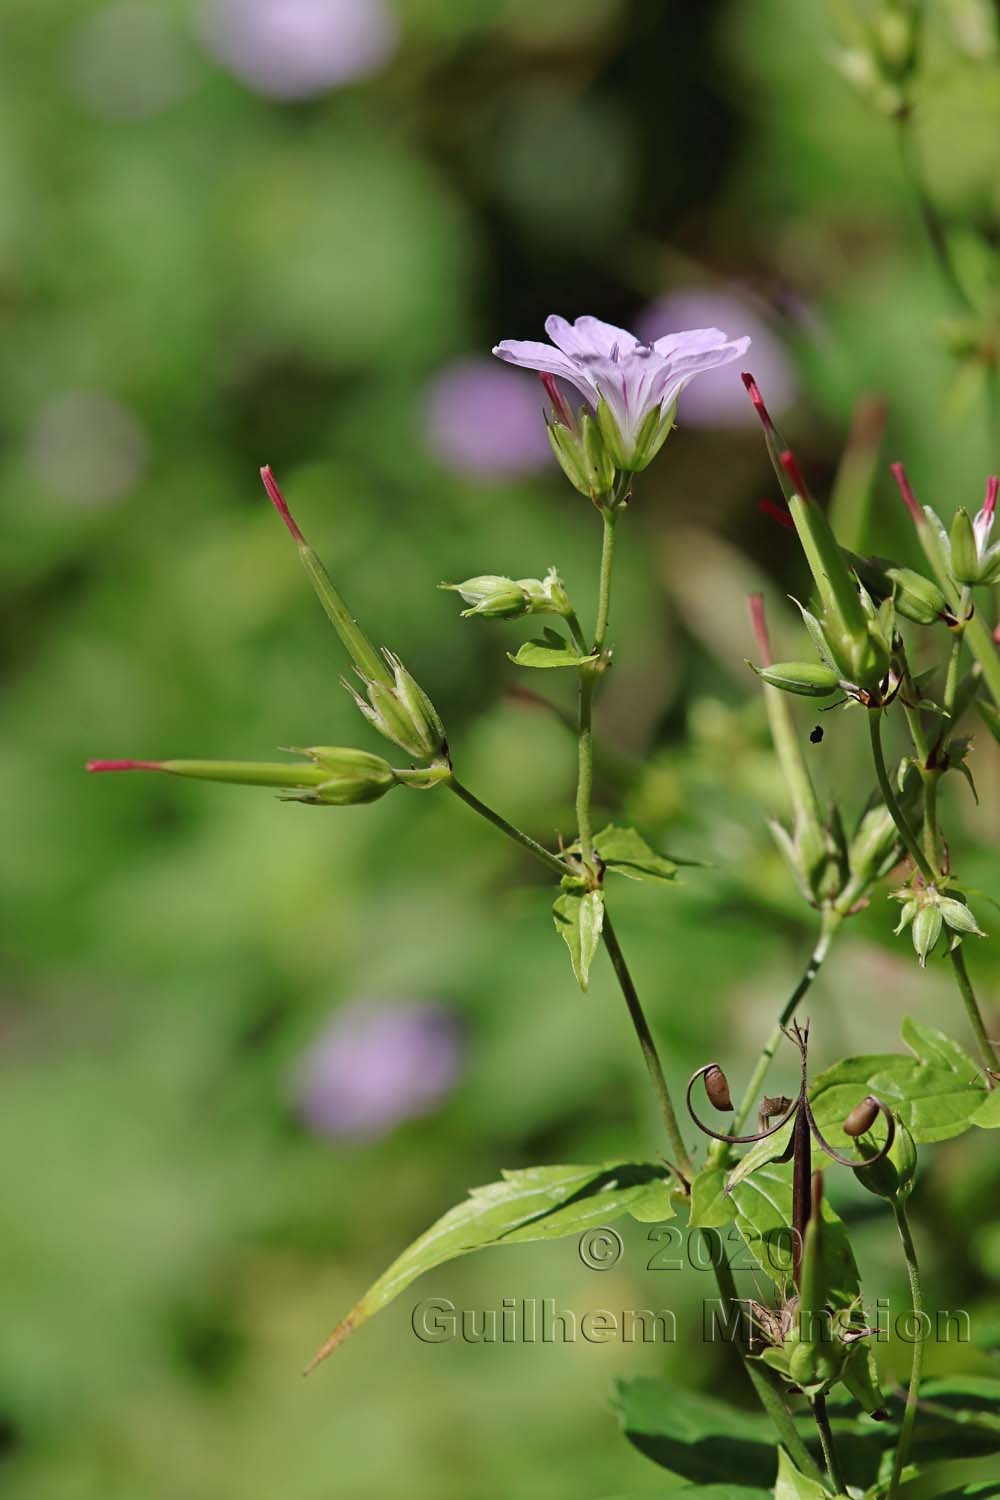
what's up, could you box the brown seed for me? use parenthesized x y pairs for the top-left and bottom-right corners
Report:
(704, 1065), (733, 1112)
(843, 1096), (880, 1138)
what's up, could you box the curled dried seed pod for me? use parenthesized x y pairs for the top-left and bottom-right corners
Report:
(704, 1065), (733, 1112)
(843, 1095), (880, 1138)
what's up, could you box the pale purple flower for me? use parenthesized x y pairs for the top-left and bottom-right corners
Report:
(295, 1000), (463, 1141)
(638, 291), (795, 428)
(972, 476), (999, 567)
(423, 357), (552, 478)
(492, 314), (750, 469)
(199, 0), (398, 100)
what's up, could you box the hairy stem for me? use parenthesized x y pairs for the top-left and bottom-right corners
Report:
(708, 910), (842, 1169)
(602, 912), (693, 1177)
(868, 711), (936, 883)
(576, 511), (616, 862)
(948, 945), (999, 1080)
(813, 1393), (846, 1495)
(448, 779), (567, 877)
(888, 1201), (926, 1499)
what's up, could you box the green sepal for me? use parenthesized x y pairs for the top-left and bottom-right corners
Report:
(750, 660), (841, 698)
(949, 506), (981, 585)
(509, 627), (597, 670)
(552, 887), (605, 990)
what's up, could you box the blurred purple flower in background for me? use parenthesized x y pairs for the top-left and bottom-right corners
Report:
(423, 357), (553, 478)
(295, 1000), (463, 1141)
(27, 390), (148, 508)
(199, 0), (399, 100)
(638, 291), (795, 428)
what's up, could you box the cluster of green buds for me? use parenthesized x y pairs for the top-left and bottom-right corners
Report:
(440, 566), (571, 621)
(540, 374), (618, 506)
(891, 882), (987, 966)
(833, 0), (923, 116)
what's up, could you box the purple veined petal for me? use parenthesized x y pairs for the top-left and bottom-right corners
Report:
(666, 335), (751, 380)
(492, 338), (599, 404)
(652, 326), (731, 359)
(544, 313), (638, 361)
(569, 315), (640, 358)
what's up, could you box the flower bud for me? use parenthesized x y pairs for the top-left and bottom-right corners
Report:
(949, 507), (981, 586)
(912, 903), (943, 967)
(847, 553), (947, 626)
(300, 747), (398, 804)
(704, 1065), (733, 1112)
(751, 661), (841, 698)
(441, 575), (532, 619)
(345, 651), (447, 762)
(843, 1096), (880, 1137)
(938, 896), (987, 938)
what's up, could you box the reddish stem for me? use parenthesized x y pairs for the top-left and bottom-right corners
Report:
(260, 465), (305, 544)
(86, 759), (163, 773)
(890, 461), (924, 527)
(748, 593), (772, 666)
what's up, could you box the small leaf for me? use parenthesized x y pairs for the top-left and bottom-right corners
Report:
(508, 627), (596, 669)
(901, 1017), (979, 1076)
(724, 1116), (794, 1194)
(891, 1452), (1000, 1498)
(306, 1161), (671, 1368)
(593, 824), (679, 884)
(688, 1165), (730, 1229)
(774, 1448), (828, 1500)
(976, 698), (1000, 745)
(552, 887), (605, 990)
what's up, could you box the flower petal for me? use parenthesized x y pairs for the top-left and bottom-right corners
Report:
(492, 339), (598, 403)
(652, 326), (731, 359)
(568, 315), (639, 358)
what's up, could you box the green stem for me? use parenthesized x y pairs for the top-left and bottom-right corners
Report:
(895, 113), (972, 315)
(709, 910), (842, 1167)
(602, 912), (693, 1177)
(712, 1247), (826, 1485)
(947, 945), (999, 1079)
(813, 1394), (846, 1495)
(868, 711), (936, 883)
(446, 777), (697, 1164)
(888, 1200), (926, 1499)
(447, 779), (567, 878)
(921, 773), (940, 874)
(577, 511), (617, 862)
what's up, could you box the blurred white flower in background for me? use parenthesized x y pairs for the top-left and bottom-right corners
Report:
(423, 356), (552, 478)
(66, 3), (194, 120)
(199, 0), (399, 100)
(27, 391), (148, 508)
(295, 1000), (464, 1141)
(637, 290), (796, 428)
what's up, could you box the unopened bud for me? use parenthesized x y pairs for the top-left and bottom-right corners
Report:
(912, 903), (943, 967)
(848, 553), (947, 626)
(704, 1065), (733, 1112)
(751, 661), (841, 698)
(441, 575), (532, 619)
(86, 749), (399, 807)
(843, 1096), (880, 1137)
(949, 507), (981, 586)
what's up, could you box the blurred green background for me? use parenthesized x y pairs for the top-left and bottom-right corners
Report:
(4, 1), (1000, 1495)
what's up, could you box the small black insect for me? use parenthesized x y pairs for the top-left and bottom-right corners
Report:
(809, 725), (824, 744)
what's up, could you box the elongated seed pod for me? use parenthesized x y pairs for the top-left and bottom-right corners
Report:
(704, 1065), (733, 1112)
(843, 1095), (880, 1138)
